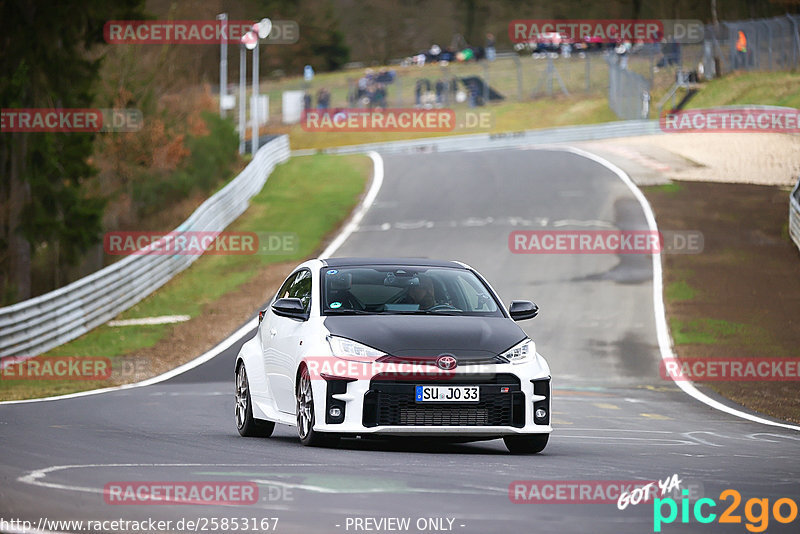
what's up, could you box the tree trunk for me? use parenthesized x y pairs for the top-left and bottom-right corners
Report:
(8, 133), (32, 301)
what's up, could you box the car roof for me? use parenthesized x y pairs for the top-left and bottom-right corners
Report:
(320, 257), (466, 269)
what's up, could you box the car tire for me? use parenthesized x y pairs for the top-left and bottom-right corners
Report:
(503, 434), (548, 454)
(236, 363), (275, 437)
(296, 365), (337, 447)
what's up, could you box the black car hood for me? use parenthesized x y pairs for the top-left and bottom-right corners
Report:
(323, 315), (527, 360)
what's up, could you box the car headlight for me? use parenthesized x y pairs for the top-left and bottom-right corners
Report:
(501, 339), (533, 364)
(327, 336), (386, 363)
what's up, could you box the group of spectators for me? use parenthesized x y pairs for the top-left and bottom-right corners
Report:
(348, 68), (395, 108)
(406, 33), (497, 66)
(513, 33), (685, 71)
(302, 68), (399, 111)
(303, 87), (331, 111)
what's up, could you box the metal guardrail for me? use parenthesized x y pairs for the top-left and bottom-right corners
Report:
(791, 176), (800, 254)
(0, 135), (290, 358)
(303, 120), (662, 156)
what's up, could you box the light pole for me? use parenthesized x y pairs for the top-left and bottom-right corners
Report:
(238, 38), (248, 155)
(250, 19), (271, 154)
(239, 18), (271, 155)
(251, 38), (259, 154)
(216, 13), (228, 118)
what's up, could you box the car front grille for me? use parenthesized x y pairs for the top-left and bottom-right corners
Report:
(376, 354), (510, 366)
(362, 374), (524, 428)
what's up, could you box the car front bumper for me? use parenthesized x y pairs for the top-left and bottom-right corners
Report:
(309, 360), (552, 436)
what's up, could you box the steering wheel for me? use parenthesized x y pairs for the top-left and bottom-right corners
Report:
(346, 292), (366, 310)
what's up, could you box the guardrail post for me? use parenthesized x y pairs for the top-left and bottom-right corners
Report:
(790, 176), (800, 254)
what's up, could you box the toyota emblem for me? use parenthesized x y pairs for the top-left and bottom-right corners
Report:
(436, 354), (457, 370)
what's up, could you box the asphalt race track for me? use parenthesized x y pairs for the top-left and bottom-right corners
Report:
(2, 149), (799, 534)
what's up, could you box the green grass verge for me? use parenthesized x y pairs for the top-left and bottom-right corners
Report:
(668, 317), (764, 346)
(288, 98), (618, 150)
(685, 71), (800, 110)
(665, 280), (696, 302)
(648, 182), (684, 195)
(1, 153), (371, 399)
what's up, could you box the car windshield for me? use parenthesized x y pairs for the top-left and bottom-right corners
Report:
(321, 266), (503, 316)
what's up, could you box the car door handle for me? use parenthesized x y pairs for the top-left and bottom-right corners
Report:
(269, 328), (278, 338)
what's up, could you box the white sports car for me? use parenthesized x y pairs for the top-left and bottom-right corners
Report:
(235, 258), (552, 454)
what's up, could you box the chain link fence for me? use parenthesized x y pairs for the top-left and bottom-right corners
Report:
(254, 15), (798, 125)
(709, 15), (800, 75)
(261, 50), (627, 118)
(607, 53), (651, 120)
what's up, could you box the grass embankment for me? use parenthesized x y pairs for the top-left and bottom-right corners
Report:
(0, 154), (371, 400)
(644, 181), (800, 424)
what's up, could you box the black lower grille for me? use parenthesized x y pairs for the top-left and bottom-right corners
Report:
(363, 374), (524, 428)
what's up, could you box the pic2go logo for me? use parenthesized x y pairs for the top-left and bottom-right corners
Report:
(653, 489), (798, 532)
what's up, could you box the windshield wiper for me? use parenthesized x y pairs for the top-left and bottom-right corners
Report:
(324, 309), (374, 315)
(388, 310), (462, 315)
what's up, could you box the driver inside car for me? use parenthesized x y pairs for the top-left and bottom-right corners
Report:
(403, 274), (436, 309)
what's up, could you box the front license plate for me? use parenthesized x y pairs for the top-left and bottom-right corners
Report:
(415, 385), (479, 402)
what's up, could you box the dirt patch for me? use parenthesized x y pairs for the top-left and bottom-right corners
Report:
(644, 181), (800, 423)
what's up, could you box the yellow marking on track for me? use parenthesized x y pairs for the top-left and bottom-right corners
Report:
(593, 402), (620, 410)
(639, 413), (672, 420)
(639, 385), (678, 392)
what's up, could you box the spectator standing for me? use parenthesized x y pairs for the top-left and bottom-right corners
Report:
(316, 88), (330, 110)
(736, 30), (747, 69)
(485, 33), (496, 62)
(435, 80), (445, 106)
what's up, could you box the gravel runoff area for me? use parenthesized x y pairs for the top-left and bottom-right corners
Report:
(590, 132), (800, 186)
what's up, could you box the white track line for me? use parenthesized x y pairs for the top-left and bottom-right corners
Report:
(555, 145), (800, 432)
(0, 152), (384, 406)
(320, 152), (384, 258)
(107, 315), (190, 326)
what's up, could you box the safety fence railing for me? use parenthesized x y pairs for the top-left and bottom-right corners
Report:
(308, 119), (661, 155)
(0, 135), (290, 358)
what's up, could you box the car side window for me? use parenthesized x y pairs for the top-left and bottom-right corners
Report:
(457, 276), (479, 309)
(289, 270), (313, 312)
(275, 272), (299, 301)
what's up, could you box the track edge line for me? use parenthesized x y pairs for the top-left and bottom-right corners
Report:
(553, 145), (800, 433)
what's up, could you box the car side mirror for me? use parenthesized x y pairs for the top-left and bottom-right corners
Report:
(272, 298), (307, 320)
(509, 300), (538, 321)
